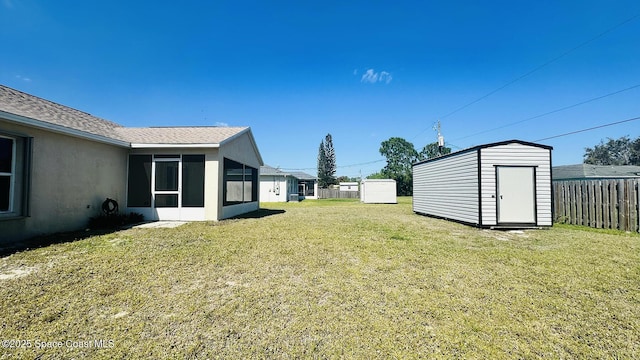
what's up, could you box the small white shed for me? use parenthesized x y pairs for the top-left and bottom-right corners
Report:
(412, 140), (553, 228)
(360, 179), (397, 204)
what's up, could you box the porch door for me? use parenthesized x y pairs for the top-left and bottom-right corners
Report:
(496, 166), (536, 224)
(153, 156), (181, 220)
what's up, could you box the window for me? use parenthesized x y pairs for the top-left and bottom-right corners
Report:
(0, 133), (32, 217)
(223, 158), (257, 205)
(0, 137), (13, 211)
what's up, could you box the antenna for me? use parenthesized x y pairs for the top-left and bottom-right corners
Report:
(436, 120), (445, 156)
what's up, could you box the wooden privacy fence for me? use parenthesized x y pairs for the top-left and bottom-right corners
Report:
(317, 189), (360, 199)
(553, 179), (640, 232)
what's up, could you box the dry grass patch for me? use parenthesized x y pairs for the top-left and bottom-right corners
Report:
(1, 197), (639, 358)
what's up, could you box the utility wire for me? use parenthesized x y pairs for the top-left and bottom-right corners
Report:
(453, 83), (640, 141)
(534, 116), (640, 142)
(281, 159), (385, 172)
(412, 12), (640, 142)
(439, 13), (640, 121)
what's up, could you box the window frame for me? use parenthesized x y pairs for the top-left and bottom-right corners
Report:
(0, 131), (32, 219)
(126, 153), (205, 209)
(223, 158), (258, 206)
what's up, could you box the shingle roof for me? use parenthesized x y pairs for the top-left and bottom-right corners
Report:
(0, 84), (252, 146)
(290, 171), (317, 180)
(260, 165), (289, 176)
(117, 127), (248, 145)
(0, 84), (124, 140)
(553, 164), (640, 180)
(259, 166), (317, 180)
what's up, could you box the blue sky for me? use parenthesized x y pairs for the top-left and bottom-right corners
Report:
(2, 1), (639, 178)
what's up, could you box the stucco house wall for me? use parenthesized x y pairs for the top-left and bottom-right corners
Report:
(0, 121), (127, 243)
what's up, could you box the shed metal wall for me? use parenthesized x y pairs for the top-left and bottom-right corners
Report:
(360, 179), (397, 203)
(412, 140), (553, 228)
(412, 150), (479, 224)
(479, 143), (552, 226)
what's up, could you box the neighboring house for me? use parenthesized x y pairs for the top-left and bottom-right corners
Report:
(259, 165), (297, 202)
(0, 84), (263, 244)
(339, 182), (358, 192)
(259, 166), (318, 202)
(290, 171), (318, 199)
(552, 164), (640, 181)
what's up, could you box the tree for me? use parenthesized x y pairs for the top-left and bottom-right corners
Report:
(417, 142), (452, 161)
(317, 133), (337, 188)
(584, 136), (640, 165)
(379, 137), (418, 196)
(324, 134), (337, 183)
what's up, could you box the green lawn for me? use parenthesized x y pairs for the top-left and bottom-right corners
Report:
(1, 197), (639, 359)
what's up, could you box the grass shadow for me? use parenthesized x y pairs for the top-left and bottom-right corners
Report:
(230, 208), (286, 219)
(0, 227), (124, 257)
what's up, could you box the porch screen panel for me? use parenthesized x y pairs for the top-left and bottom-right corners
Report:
(224, 159), (244, 204)
(155, 161), (178, 191)
(182, 155), (205, 207)
(223, 158), (258, 205)
(127, 155), (152, 207)
(243, 167), (254, 202)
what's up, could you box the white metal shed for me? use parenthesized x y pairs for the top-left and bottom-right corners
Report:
(412, 140), (553, 228)
(360, 179), (397, 204)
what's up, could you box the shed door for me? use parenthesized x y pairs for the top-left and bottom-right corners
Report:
(497, 166), (536, 224)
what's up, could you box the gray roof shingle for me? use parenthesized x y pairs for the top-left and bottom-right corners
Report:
(117, 127), (248, 145)
(260, 165), (317, 180)
(0, 84), (250, 146)
(0, 84), (124, 140)
(553, 164), (640, 180)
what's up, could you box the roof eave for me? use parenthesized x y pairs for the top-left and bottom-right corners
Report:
(130, 143), (221, 149)
(0, 110), (130, 148)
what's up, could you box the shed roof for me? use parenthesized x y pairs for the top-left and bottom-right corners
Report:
(361, 179), (396, 182)
(413, 139), (553, 166)
(553, 164), (640, 180)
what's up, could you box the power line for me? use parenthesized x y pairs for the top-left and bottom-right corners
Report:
(411, 12), (640, 142)
(453, 83), (640, 141)
(534, 116), (640, 142)
(440, 13), (640, 121)
(281, 159), (385, 172)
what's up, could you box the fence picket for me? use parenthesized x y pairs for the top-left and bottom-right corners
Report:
(595, 180), (603, 228)
(317, 189), (360, 199)
(553, 179), (639, 232)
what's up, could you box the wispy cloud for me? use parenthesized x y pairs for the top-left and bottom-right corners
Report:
(360, 69), (392, 84)
(214, 121), (229, 127)
(15, 74), (31, 82)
